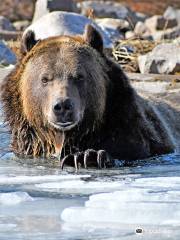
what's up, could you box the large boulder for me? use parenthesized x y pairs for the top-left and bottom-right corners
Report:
(134, 21), (150, 37)
(0, 41), (16, 65)
(33, 0), (78, 22)
(77, 1), (137, 25)
(138, 43), (180, 74)
(152, 25), (180, 41)
(0, 16), (15, 31)
(24, 11), (113, 48)
(145, 15), (177, 32)
(164, 6), (180, 24)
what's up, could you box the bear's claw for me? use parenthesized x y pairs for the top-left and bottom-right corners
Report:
(60, 149), (108, 170)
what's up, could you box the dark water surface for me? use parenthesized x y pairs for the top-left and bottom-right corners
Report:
(0, 107), (180, 240)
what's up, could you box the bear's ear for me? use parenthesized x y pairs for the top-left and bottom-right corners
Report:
(21, 30), (39, 53)
(83, 24), (103, 53)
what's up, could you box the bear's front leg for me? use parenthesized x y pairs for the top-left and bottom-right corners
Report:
(60, 149), (113, 170)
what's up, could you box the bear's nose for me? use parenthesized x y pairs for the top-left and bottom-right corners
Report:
(53, 98), (74, 116)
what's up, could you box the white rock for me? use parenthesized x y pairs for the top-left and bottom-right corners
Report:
(138, 43), (180, 74)
(145, 15), (177, 32)
(13, 20), (30, 31)
(125, 30), (135, 39)
(134, 21), (149, 36)
(164, 6), (180, 24)
(95, 18), (128, 41)
(0, 41), (16, 65)
(33, 0), (78, 22)
(24, 11), (113, 48)
(152, 25), (180, 41)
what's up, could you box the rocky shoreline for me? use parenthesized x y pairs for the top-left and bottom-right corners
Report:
(0, 0), (180, 76)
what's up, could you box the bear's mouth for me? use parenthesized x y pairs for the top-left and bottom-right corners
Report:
(50, 121), (78, 131)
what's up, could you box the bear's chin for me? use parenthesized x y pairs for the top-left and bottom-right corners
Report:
(49, 121), (78, 131)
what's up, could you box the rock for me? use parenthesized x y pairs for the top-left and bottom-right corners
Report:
(0, 30), (21, 41)
(13, 20), (30, 31)
(138, 43), (180, 74)
(95, 18), (129, 41)
(138, 55), (147, 74)
(33, 0), (78, 22)
(134, 21), (149, 36)
(135, 12), (148, 22)
(24, 11), (113, 49)
(152, 25), (180, 41)
(0, 16), (15, 31)
(77, 1), (137, 25)
(173, 37), (180, 44)
(0, 41), (16, 65)
(145, 15), (178, 32)
(0, 0), (34, 21)
(164, 6), (180, 24)
(125, 31), (136, 39)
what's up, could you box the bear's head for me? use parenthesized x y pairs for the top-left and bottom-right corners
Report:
(2, 24), (132, 156)
(20, 25), (108, 132)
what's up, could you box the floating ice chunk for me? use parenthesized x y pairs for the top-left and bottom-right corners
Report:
(133, 176), (180, 189)
(0, 192), (34, 205)
(62, 202), (180, 226)
(36, 180), (125, 195)
(61, 186), (180, 226)
(0, 174), (90, 185)
(87, 189), (180, 204)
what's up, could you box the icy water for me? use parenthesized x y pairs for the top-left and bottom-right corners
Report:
(0, 108), (180, 240)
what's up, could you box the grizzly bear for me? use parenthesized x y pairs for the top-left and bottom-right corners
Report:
(1, 25), (179, 169)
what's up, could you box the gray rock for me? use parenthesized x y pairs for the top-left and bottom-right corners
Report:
(33, 0), (78, 22)
(0, 16), (15, 31)
(95, 18), (129, 41)
(138, 43), (180, 74)
(77, 1), (137, 25)
(152, 25), (180, 41)
(145, 15), (177, 32)
(24, 11), (113, 48)
(0, 30), (21, 41)
(13, 20), (30, 31)
(164, 6), (180, 24)
(0, 41), (16, 65)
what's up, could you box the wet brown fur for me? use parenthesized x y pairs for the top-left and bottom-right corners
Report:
(1, 32), (178, 161)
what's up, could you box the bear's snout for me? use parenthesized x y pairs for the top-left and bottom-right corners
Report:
(51, 98), (77, 130)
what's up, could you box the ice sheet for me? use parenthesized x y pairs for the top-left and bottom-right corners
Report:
(0, 174), (90, 185)
(35, 179), (125, 194)
(0, 192), (34, 205)
(61, 177), (180, 227)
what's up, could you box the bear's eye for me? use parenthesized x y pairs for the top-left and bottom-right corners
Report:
(41, 76), (50, 85)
